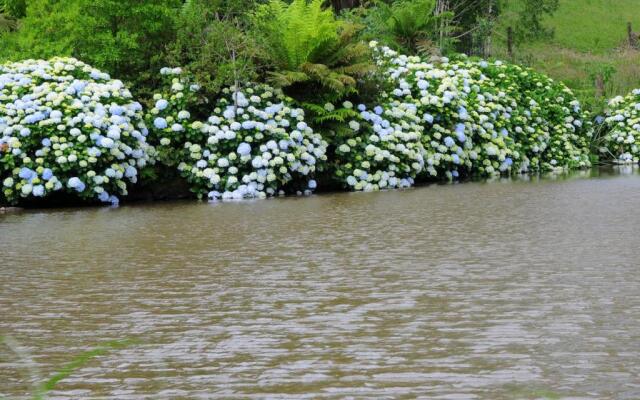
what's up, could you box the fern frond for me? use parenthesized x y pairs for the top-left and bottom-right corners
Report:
(267, 70), (310, 88)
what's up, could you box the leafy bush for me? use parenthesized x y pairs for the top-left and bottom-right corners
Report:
(349, 0), (453, 55)
(0, 58), (154, 205)
(147, 69), (328, 200)
(0, 0), (181, 95)
(599, 89), (640, 163)
(165, 0), (260, 99)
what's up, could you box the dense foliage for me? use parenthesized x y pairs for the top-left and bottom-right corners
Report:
(0, 0), (631, 206)
(0, 58), (154, 205)
(370, 43), (592, 182)
(333, 100), (425, 190)
(166, 0), (260, 99)
(0, 0), (181, 95)
(599, 89), (640, 163)
(147, 68), (328, 199)
(251, 0), (374, 104)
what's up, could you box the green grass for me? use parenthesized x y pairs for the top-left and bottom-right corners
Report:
(492, 0), (640, 112)
(543, 0), (640, 53)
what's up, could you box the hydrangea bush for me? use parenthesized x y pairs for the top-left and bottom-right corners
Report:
(600, 89), (640, 163)
(333, 100), (425, 191)
(0, 58), (154, 205)
(372, 42), (593, 181)
(145, 67), (203, 167)
(147, 69), (328, 200)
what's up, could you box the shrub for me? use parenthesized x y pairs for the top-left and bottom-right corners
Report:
(0, 58), (154, 205)
(147, 69), (328, 200)
(373, 43), (593, 180)
(333, 100), (425, 190)
(599, 89), (640, 163)
(165, 0), (260, 99)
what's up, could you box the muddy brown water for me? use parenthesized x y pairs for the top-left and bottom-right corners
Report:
(1, 167), (640, 399)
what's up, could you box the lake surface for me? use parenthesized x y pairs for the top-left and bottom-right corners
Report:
(2, 167), (640, 399)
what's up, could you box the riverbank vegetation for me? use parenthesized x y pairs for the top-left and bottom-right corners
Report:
(1, 0), (639, 205)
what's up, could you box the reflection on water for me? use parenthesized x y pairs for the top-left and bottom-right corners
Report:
(2, 167), (640, 399)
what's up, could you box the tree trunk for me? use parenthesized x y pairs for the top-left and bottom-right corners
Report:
(507, 26), (514, 58)
(628, 22), (639, 49)
(330, 0), (360, 12)
(595, 73), (605, 99)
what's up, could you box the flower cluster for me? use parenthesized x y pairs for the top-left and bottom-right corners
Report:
(0, 58), (154, 205)
(144, 67), (202, 167)
(600, 89), (640, 163)
(333, 100), (425, 191)
(147, 73), (328, 200)
(371, 42), (593, 181)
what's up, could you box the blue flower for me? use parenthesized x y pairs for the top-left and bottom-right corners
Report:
(455, 124), (466, 142)
(32, 185), (45, 197)
(374, 106), (384, 115)
(19, 167), (35, 181)
(155, 99), (169, 111)
(444, 136), (455, 148)
(68, 177), (86, 192)
(458, 107), (468, 120)
(42, 168), (53, 180)
(109, 104), (124, 116)
(237, 142), (252, 156)
(41, 138), (52, 147)
(124, 166), (137, 178)
(153, 117), (168, 129)
(308, 180), (317, 189)
(423, 113), (434, 124)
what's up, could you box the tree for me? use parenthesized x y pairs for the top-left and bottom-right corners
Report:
(0, 0), (182, 95)
(166, 0), (260, 100)
(513, 0), (559, 41)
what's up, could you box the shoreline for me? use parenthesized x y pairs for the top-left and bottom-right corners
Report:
(1, 165), (635, 211)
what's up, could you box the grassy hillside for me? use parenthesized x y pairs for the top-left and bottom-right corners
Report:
(545, 0), (640, 53)
(493, 0), (640, 111)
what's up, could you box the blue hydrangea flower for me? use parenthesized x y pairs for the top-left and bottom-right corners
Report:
(237, 142), (252, 156)
(154, 117), (168, 129)
(32, 185), (45, 197)
(444, 136), (455, 148)
(42, 168), (53, 181)
(155, 99), (169, 111)
(19, 167), (35, 181)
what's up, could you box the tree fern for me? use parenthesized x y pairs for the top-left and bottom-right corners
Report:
(251, 0), (374, 104)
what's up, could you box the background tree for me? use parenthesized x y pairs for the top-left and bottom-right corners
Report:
(0, 0), (182, 95)
(166, 0), (260, 100)
(512, 0), (559, 42)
